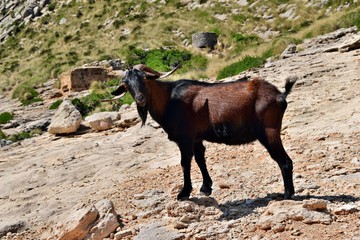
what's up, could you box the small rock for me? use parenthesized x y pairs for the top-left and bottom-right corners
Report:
(333, 204), (359, 215)
(291, 229), (302, 236)
(114, 229), (132, 240)
(302, 199), (328, 211)
(134, 222), (184, 240)
(0, 221), (26, 238)
(218, 182), (231, 189)
(280, 44), (297, 59)
(174, 221), (188, 229)
(179, 215), (191, 224)
(59, 18), (67, 25)
(85, 112), (120, 131)
(272, 223), (286, 233)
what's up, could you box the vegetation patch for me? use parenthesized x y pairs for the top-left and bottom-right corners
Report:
(0, 129), (6, 139)
(0, 112), (14, 124)
(49, 100), (63, 110)
(337, 11), (360, 29)
(12, 84), (43, 106)
(217, 56), (265, 80)
(124, 48), (208, 73)
(7, 128), (43, 142)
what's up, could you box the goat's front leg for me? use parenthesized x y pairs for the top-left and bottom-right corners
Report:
(177, 141), (194, 200)
(194, 141), (213, 196)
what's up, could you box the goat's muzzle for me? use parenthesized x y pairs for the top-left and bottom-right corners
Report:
(135, 94), (146, 107)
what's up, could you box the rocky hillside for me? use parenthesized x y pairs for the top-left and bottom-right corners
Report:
(0, 27), (359, 239)
(0, 0), (359, 94)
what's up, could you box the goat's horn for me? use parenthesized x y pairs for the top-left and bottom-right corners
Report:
(100, 93), (125, 102)
(159, 64), (181, 79)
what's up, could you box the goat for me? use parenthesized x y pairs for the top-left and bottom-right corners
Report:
(112, 64), (297, 200)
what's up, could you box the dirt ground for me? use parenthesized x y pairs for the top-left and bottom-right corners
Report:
(0, 29), (359, 239)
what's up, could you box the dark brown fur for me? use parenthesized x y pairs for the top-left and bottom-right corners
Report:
(113, 68), (297, 200)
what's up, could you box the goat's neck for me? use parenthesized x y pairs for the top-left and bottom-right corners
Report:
(146, 79), (171, 123)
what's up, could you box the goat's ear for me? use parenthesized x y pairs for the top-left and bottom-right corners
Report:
(111, 83), (127, 96)
(144, 72), (161, 80)
(134, 64), (162, 79)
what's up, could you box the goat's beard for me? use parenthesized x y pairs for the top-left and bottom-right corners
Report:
(137, 104), (148, 126)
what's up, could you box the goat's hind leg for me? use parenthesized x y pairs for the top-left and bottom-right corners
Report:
(194, 141), (213, 196)
(257, 128), (295, 199)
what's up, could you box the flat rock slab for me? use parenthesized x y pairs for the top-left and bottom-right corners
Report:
(134, 222), (184, 240)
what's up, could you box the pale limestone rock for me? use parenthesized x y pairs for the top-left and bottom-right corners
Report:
(84, 199), (120, 240)
(333, 204), (359, 215)
(59, 206), (99, 240)
(60, 199), (119, 240)
(85, 112), (120, 131)
(48, 100), (82, 134)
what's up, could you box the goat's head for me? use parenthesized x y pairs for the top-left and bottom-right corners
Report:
(112, 64), (180, 125)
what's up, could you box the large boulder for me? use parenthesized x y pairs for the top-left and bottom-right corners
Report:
(85, 112), (120, 131)
(84, 199), (120, 240)
(192, 32), (218, 49)
(48, 100), (82, 134)
(59, 205), (99, 240)
(59, 199), (120, 240)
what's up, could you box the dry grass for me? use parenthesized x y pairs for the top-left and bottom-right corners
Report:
(0, 0), (359, 95)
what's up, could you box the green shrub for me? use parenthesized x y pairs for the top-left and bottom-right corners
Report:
(217, 55), (264, 80)
(0, 112), (13, 124)
(72, 91), (114, 116)
(105, 79), (120, 87)
(337, 11), (360, 29)
(49, 100), (63, 110)
(12, 84), (43, 106)
(113, 19), (125, 28)
(41, 14), (51, 25)
(2, 60), (20, 73)
(232, 14), (248, 23)
(0, 129), (6, 139)
(64, 35), (72, 43)
(48, 2), (57, 11)
(76, 10), (83, 18)
(124, 48), (207, 73)
(66, 51), (79, 65)
(7, 128), (43, 142)
(233, 33), (259, 43)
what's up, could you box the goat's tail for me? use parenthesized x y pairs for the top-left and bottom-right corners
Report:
(283, 75), (298, 98)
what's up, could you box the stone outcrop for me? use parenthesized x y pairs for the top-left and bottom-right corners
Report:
(48, 99), (82, 134)
(59, 199), (120, 240)
(257, 199), (332, 232)
(0, 220), (26, 237)
(0, 0), (51, 42)
(192, 32), (218, 49)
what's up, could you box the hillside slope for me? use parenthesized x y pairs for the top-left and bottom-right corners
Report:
(0, 0), (359, 95)
(0, 27), (359, 239)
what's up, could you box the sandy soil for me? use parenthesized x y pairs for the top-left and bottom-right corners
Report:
(0, 29), (359, 240)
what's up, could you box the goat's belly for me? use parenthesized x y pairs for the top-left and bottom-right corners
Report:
(199, 124), (256, 145)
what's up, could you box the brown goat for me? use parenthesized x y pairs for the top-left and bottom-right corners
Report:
(112, 65), (297, 200)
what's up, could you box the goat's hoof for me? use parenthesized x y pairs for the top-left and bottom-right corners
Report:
(177, 195), (190, 201)
(284, 192), (295, 199)
(177, 189), (192, 201)
(200, 185), (212, 196)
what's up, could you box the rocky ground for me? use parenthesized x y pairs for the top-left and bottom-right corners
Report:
(0, 28), (360, 240)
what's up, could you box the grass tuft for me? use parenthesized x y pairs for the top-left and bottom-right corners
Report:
(217, 56), (265, 80)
